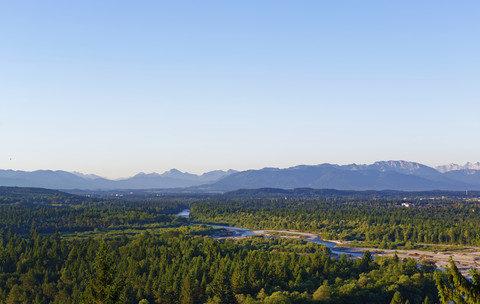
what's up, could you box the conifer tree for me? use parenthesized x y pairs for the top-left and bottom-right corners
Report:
(313, 280), (330, 302)
(207, 269), (237, 304)
(422, 296), (432, 304)
(390, 291), (403, 304)
(6, 285), (24, 304)
(86, 241), (125, 304)
(180, 275), (201, 304)
(435, 257), (480, 304)
(231, 266), (248, 294)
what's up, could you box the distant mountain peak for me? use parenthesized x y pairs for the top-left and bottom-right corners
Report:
(373, 160), (420, 168)
(370, 160), (428, 174)
(466, 161), (480, 168)
(436, 162), (480, 173)
(161, 169), (186, 176)
(133, 172), (160, 177)
(71, 172), (103, 180)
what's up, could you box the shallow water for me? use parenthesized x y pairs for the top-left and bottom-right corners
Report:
(175, 209), (364, 258)
(175, 209), (190, 218)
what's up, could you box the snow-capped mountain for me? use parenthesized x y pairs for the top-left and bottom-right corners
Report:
(436, 162), (480, 173)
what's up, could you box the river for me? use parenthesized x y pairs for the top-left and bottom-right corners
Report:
(175, 209), (191, 218)
(175, 210), (478, 274)
(175, 209), (364, 258)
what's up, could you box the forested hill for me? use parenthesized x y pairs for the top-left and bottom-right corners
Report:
(223, 188), (480, 199)
(0, 186), (89, 205)
(3, 186), (479, 204)
(0, 186), (188, 235)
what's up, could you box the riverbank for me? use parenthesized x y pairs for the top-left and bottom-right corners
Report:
(340, 246), (480, 276)
(175, 210), (479, 276)
(211, 225), (480, 276)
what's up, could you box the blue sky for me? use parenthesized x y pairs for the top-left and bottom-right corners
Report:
(1, 1), (479, 178)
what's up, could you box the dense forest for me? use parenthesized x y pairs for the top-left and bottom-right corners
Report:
(0, 187), (478, 303)
(0, 227), (439, 303)
(191, 197), (480, 247)
(0, 187), (188, 235)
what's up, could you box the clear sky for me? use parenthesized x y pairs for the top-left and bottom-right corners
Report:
(1, 1), (479, 178)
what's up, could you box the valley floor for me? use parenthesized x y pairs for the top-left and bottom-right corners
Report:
(214, 225), (480, 276)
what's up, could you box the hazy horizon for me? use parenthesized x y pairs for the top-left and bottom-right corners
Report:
(2, 1), (479, 179)
(1, 160), (479, 180)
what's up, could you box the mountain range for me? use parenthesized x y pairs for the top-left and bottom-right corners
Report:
(1, 161), (480, 191)
(0, 168), (236, 190)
